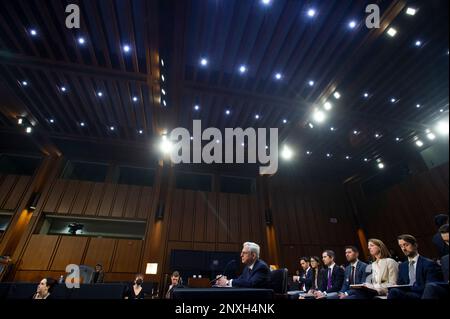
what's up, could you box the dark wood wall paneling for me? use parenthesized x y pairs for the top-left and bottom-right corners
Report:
(42, 179), (153, 219)
(360, 164), (449, 259)
(270, 175), (359, 272)
(0, 174), (31, 211)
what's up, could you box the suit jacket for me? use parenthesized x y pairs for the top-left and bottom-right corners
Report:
(432, 233), (449, 258)
(319, 265), (345, 293)
(299, 268), (313, 291)
(90, 270), (105, 284)
(232, 259), (270, 288)
(442, 254), (449, 282)
(340, 260), (368, 293)
(397, 255), (442, 293)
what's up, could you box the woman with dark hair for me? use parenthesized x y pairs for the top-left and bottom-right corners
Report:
(124, 273), (146, 300)
(345, 238), (398, 299)
(32, 277), (56, 299)
(309, 256), (324, 292)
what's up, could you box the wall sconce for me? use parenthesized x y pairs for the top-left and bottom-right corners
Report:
(155, 202), (165, 221)
(264, 208), (273, 225)
(146, 263), (158, 275)
(27, 192), (41, 211)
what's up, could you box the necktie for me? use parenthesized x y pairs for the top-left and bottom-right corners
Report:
(409, 260), (416, 286)
(327, 268), (332, 290)
(350, 266), (356, 285)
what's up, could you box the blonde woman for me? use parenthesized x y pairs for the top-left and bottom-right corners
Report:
(345, 238), (398, 299)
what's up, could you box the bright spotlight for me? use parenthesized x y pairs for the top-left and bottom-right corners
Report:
(160, 135), (174, 154)
(312, 110), (326, 123)
(435, 120), (449, 135)
(281, 145), (293, 160)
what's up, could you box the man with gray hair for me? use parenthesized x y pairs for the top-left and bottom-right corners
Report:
(216, 242), (270, 288)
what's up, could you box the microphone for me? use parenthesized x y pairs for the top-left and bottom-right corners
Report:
(210, 260), (236, 284)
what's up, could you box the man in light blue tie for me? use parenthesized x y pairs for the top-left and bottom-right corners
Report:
(388, 234), (442, 299)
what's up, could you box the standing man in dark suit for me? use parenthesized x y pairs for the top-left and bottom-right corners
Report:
(216, 242), (270, 288)
(90, 263), (105, 284)
(388, 234), (442, 299)
(314, 250), (345, 299)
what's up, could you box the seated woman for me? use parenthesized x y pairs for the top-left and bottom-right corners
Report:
(299, 256), (324, 298)
(345, 238), (398, 299)
(124, 273), (146, 300)
(32, 277), (56, 299)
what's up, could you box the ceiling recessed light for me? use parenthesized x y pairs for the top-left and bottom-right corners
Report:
(30, 29), (37, 36)
(326, 153), (332, 158)
(200, 58), (208, 66)
(49, 119), (54, 123)
(415, 40), (422, 47)
(110, 126), (115, 131)
(162, 100), (167, 107)
(123, 44), (131, 53)
(416, 104), (421, 108)
(345, 155), (351, 160)
(415, 139), (424, 147)
(161, 74), (165, 82)
(26, 126), (32, 134)
(306, 151), (312, 155)
(378, 162), (385, 169)
(80, 122), (85, 127)
(308, 80), (314, 87)
(333, 91), (341, 99)
(60, 86), (67, 92)
(330, 126), (335, 131)
(375, 133), (381, 138)
(390, 98), (396, 103)
(439, 109), (444, 113)
(348, 20), (357, 29)
(97, 91), (103, 97)
(21, 81), (28, 86)
(308, 122), (314, 129)
(283, 119), (288, 124)
(427, 132), (436, 140)
(239, 65), (247, 73)
(387, 27), (397, 37)
(138, 129), (143, 134)
(261, 0), (271, 5)
(17, 118), (23, 125)
(363, 92), (369, 98)
(275, 73), (282, 80)
(194, 105), (200, 111)
(161, 88), (166, 95)
(307, 9), (316, 17)
(78, 37), (85, 45)
(132, 96), (138, 102)
(324, 102), (333, 111)
(353, 130), (359, 135)
(406, 7), (417, 16)
(312, 110), (326, 123)
(225, 109), (231, 115)
(255, 114), (260, 120)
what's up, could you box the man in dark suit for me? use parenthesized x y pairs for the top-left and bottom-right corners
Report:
(388, 234), (442, 299)
(216, 242), (270, 288)
(422, 254), (448, 299)
(293, 257), (312, 292)
(314, 250), (345, 299)
(336, 246), (368, 298)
